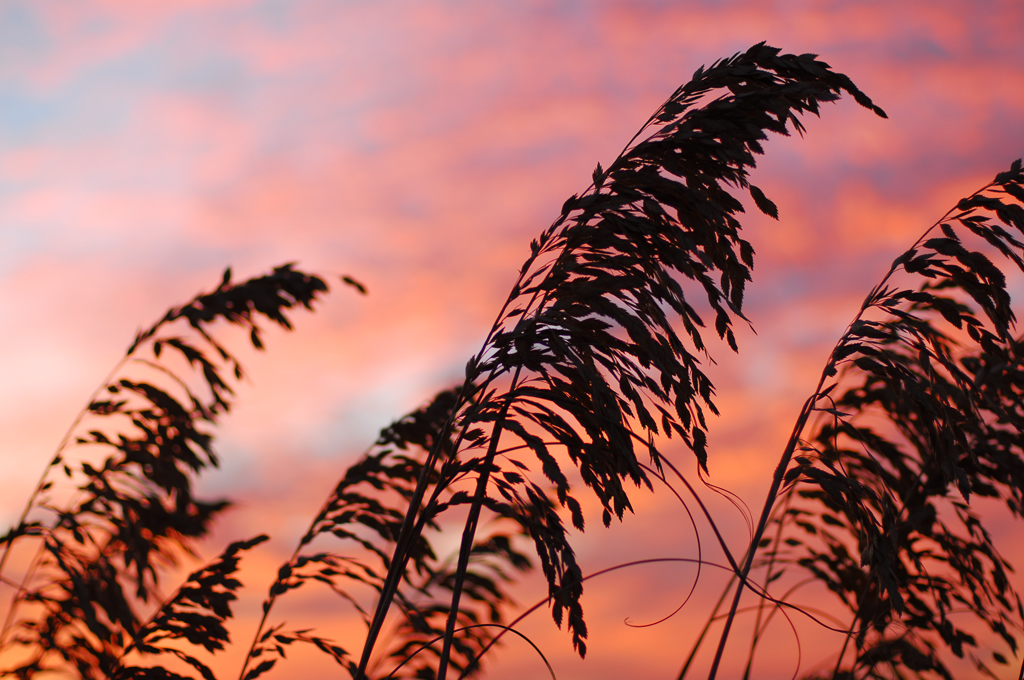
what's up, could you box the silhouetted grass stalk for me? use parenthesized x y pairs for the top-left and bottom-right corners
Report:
(710, 174), (1023, 678)
(11, 43), (1024, 680)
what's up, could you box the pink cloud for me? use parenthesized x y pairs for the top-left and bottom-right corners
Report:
(3, 1), (1024, 677)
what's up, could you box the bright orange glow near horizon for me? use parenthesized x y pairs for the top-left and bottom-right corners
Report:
(2, 1), (1024, 678)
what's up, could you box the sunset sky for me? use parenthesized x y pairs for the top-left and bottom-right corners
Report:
(2, 1), (1024, 678)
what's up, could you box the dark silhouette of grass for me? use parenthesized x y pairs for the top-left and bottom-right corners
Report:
(2, 43), (1023, 680)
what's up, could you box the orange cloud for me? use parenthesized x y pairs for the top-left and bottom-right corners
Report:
(3, 1), (1024, 677)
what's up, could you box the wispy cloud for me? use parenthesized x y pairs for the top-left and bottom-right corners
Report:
(2, 1), (1023, 676)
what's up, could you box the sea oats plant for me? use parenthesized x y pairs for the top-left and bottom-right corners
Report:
(2, 43), (1023, 680)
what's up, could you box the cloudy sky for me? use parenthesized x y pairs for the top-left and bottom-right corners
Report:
(2, 1), (1024, 678)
